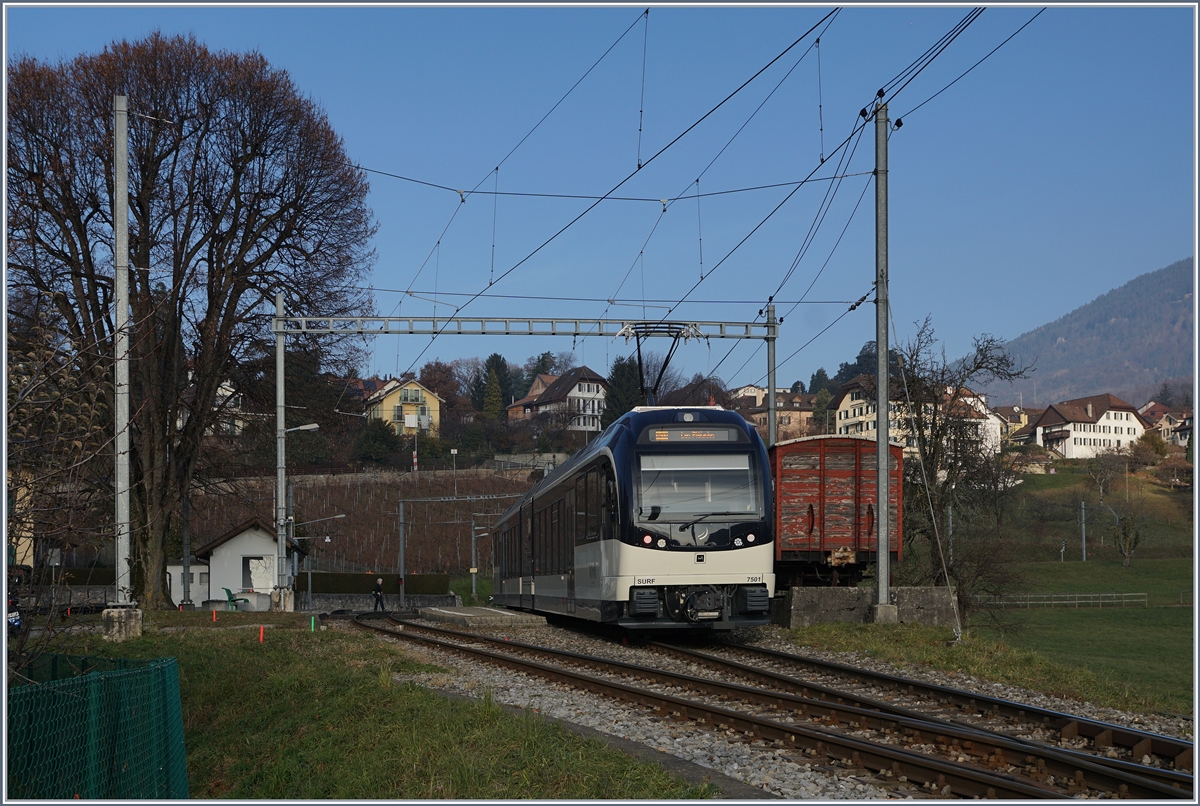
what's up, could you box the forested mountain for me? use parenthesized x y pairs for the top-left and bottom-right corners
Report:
(983, 258), (1194, 407)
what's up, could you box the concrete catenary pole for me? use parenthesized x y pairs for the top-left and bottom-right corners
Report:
(874, 100), (895, 622)
(113, 95), (132, 606)
(275, 292), (288, 603)
(766, 303), (778, 448)
(398, 501), (406, 609)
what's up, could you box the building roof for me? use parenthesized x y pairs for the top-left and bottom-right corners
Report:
(1029, 393), (1149, 431)
(193, 517), (308, 561)
(363, 377), (445, 406)
(531, 366), (607, 406)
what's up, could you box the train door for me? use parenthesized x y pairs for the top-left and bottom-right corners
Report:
(520, 500), (534, 610)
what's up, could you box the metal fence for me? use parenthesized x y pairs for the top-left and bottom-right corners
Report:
(979, 592), (1148, 608)
(7, 654), (189, 799)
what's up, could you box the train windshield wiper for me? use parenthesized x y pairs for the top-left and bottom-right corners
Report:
(677, 512), (743, 532)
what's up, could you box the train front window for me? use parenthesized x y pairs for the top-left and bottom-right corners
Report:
(636, 453), (761, 520)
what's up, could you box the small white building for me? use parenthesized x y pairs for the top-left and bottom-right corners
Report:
(524, 366), (608, 432)
(192, 518), (307, 611)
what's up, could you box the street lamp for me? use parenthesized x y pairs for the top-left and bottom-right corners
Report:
(450, 449), (458, 496)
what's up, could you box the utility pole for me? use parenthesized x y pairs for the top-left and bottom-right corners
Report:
(112, 95), (132, 607)
(873, 99), (896, 624)
(1081, 500), (1087, 562)
(275, 292), (288, 604)
(397, 500), (406, 610)
(766, 302), (777, 448)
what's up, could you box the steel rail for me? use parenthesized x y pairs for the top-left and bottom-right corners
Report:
(378, 618), (1187, 799)
(674, 641), (1194, 774)
(353, 616), (1136, 798)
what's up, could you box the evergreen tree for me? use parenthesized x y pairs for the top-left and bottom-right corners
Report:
(482, 368), (503, 420)
(813, 387), (833, 433)
(522, 351), (555, 395)
(809, 367), (836, 396)
(790, 380), (805, 394)
(353, 418), (401, 464)
(602, 356), (644, 428)
(483, 353), (515, 416)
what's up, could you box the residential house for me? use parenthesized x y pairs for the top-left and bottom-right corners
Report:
(738, 392), (820, 441)
(1017, 394), (1147, 459)
(192, 517), (307, 611)
(828, 375), (1002, 455)
(364, 378), (443, 437)
(1137, 400), (1192, 447)
(507, 374), (559, 421)
(992, 405), (1044, 443)
(518, 366), (608, 433)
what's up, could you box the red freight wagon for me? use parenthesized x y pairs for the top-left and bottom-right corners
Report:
(770, 435), (902, 588)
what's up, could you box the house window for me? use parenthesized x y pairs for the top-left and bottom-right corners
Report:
(200, 573), (209, 584)
(393, 405), (403, 421)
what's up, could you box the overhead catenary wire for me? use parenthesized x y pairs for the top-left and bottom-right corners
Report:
(399, 8), (839, 376)
(636, 8), (650, 170)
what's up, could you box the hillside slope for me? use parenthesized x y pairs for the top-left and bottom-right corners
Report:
(984, 258), (1193, 406)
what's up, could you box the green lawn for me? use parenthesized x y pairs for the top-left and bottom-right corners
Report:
(982, 607), (1194, 715)
(1017, 558), (1194, 607)
(51, 613), (712, 799)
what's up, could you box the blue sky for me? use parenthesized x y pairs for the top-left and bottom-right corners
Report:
(6, 5), (1196, 398)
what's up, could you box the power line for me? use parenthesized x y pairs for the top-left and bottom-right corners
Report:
(357, 287), (859, 305)
(895, 8), (1046, 122)
(399, 8), (838, 376)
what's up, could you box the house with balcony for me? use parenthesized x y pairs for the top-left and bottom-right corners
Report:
(1018, 394), (1147, 459)
(364, 378), (443, 436)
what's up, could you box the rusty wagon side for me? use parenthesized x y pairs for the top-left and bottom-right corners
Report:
(770, 435), (902, 588)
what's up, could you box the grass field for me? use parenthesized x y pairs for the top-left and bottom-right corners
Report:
(1008, 468), (1193, 561)
(1017, 558), (1194, 607)
(55, 612), (712, 799)
(980, 607), (1193, 716)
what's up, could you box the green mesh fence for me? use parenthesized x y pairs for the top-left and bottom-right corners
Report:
(8, 654), (189, 799)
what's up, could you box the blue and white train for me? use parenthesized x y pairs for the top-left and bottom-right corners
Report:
(492, 406), (775, 630)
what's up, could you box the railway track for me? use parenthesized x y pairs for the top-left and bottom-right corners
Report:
(352, 615), (1189, 799)
(653, 639), (1195, 784)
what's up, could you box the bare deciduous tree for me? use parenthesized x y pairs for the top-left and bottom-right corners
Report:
(891, 317), (1031, 601)
(7, 33), (376, 608)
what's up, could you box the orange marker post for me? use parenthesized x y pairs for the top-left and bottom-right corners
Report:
(259, 625), (264, 643)
(212, 609), (217, 623)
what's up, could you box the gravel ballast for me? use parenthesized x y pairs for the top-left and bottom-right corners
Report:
(360, 620), (1192, 799)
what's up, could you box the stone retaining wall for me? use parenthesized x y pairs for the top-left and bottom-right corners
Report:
(772, 586), (957, 629)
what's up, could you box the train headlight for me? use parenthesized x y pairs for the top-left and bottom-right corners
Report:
(643, 534), (653, 545)
(733, 537), (744, 547)
(656, 538), (667, 548)
(747, 533), (756, 543)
